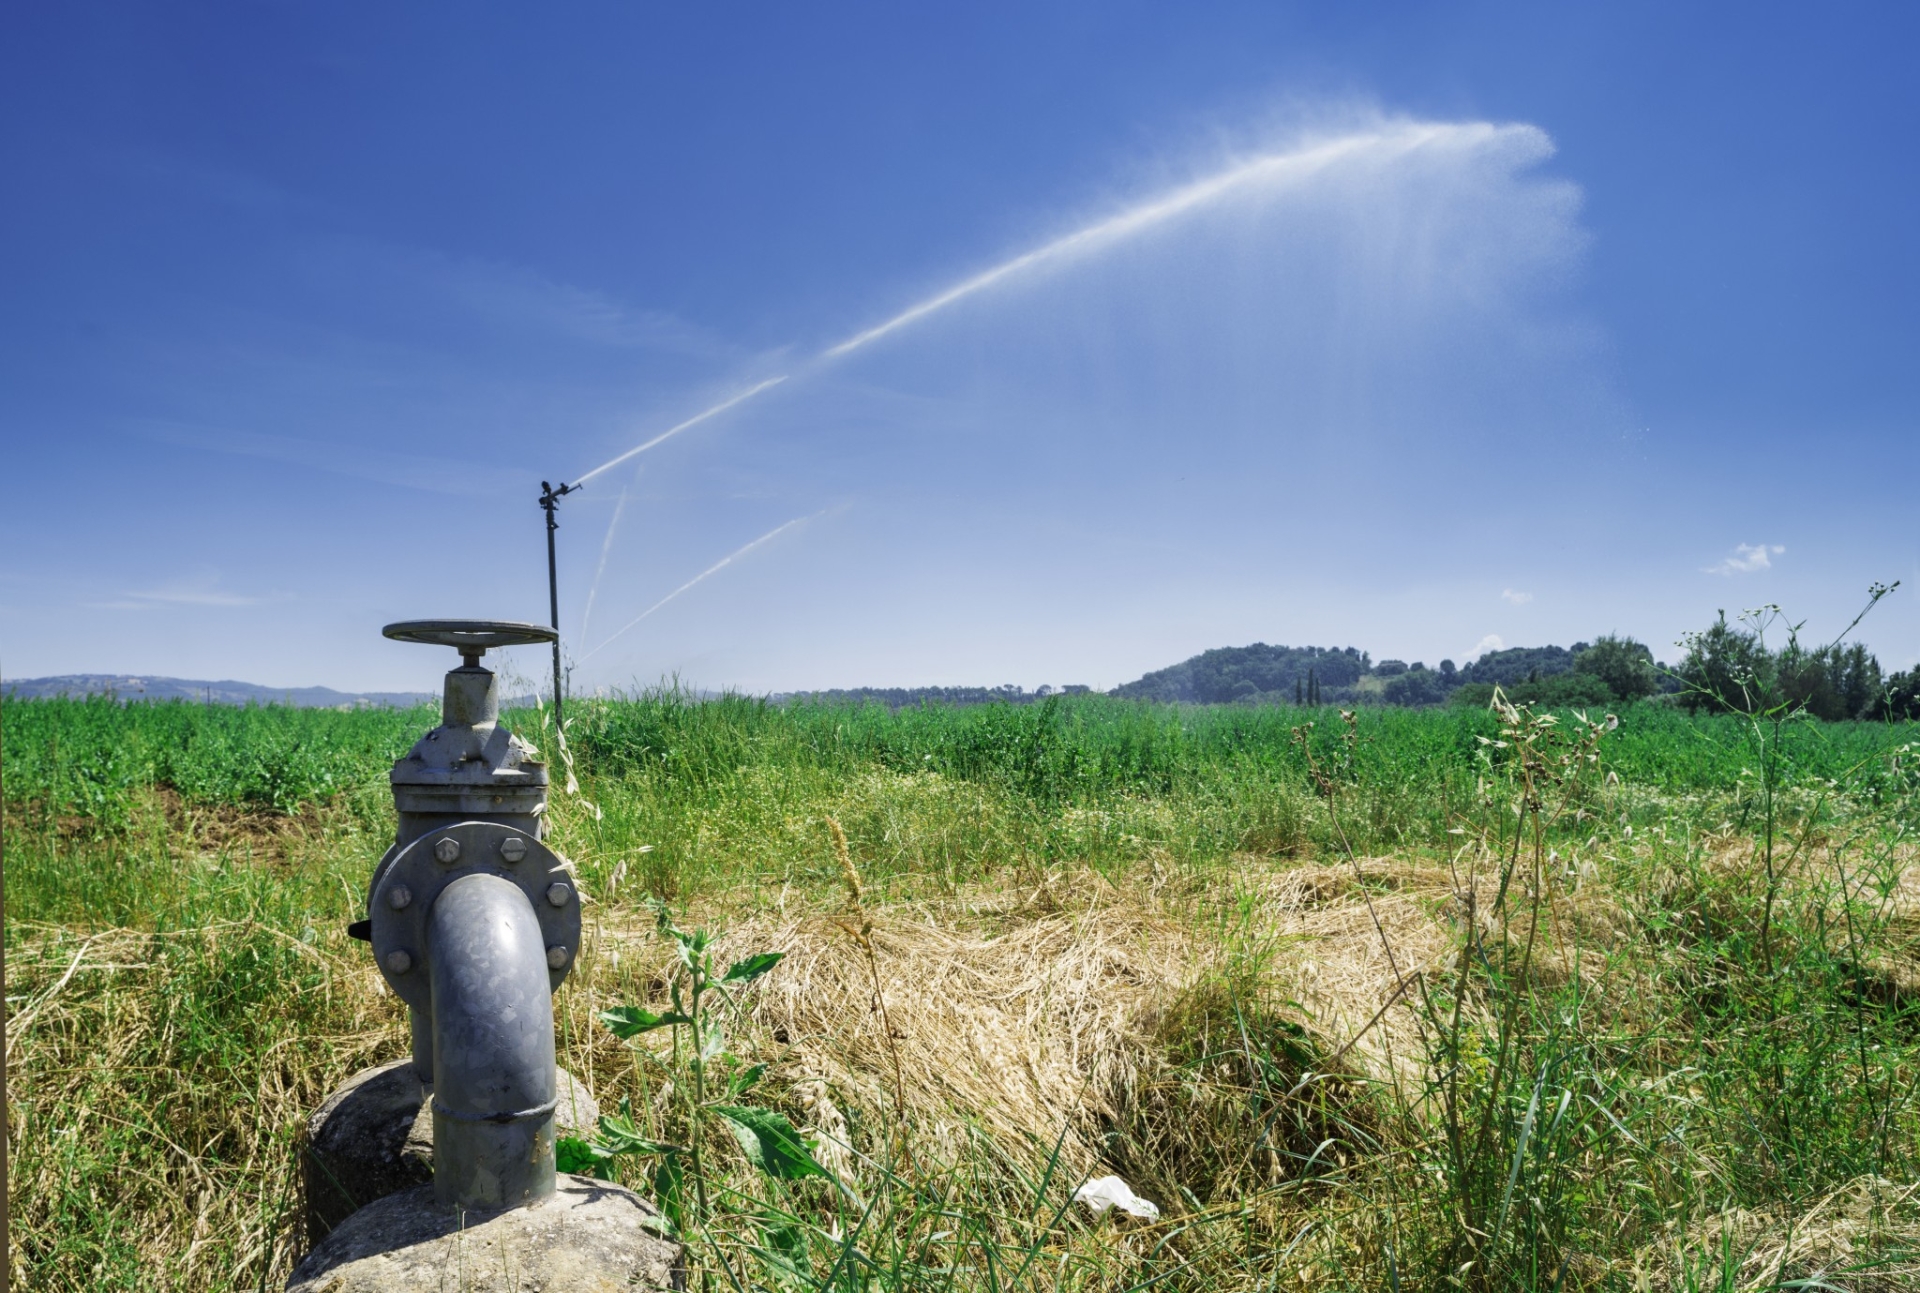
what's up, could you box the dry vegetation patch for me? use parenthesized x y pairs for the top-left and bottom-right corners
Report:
(1632, 1176), (1920, 1292)
(562, 856), (1457, 1206)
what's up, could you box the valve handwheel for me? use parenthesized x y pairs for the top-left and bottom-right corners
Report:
(383, 619), (556, 667)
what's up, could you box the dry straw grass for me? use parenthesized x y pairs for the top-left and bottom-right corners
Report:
(1633, 1175), (1920, 1292)
(569, 855), (1457, 1193)
(6, 921), (403, 1284)
(9, 840), (1458, 1287)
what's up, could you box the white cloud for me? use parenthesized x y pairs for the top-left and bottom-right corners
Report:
(1501, 588), (1532, 605)
(1464, 634), (1504, 661)
(86, 573), (268, 611)
(1705, 543), (1785, 576)
(136, 420), (522, 497)
(291, 240), (741, 360)
(440, 259), (737, 358)
(129, 586), (260, 607)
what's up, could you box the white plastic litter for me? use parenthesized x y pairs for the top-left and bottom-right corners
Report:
(1073, 1175), (1160, 1220)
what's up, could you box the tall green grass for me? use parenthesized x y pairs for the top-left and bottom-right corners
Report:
(9, 691), (1911, 842)
(7, 690), (1920, 1291)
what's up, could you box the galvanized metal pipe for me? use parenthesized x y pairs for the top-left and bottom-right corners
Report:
(427, 872), (558, 1211)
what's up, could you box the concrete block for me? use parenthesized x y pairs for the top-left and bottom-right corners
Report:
(304, 1059), (600, 1243)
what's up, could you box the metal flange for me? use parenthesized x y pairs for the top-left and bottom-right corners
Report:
(368, 820), (581, 1010)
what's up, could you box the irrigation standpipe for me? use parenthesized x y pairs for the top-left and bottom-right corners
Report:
(287, 620), (678, 1290)
(538, 480), (579, 733)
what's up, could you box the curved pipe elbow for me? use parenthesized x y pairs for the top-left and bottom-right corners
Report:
(428, 871), (558, 1211)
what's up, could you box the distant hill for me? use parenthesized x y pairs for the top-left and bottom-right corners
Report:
(2, 674), (432, 709)
(1110, 638), (1689, 709)
(1112, 643), (1372, 704)
(780, 684), (1093, 709)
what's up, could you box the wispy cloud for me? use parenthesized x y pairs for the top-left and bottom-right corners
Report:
(1706, 543), (1784, 576)
(436, 257), (739, 358)
(288, 240), (742, 360)
(1464, 633), (1505, 660)
(85, 574), (268, 611)
(1501, 588), (1533, 605)
(135, 420), (522, 496)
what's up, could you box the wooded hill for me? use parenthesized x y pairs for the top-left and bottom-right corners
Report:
(1113, 626), (1920, 719)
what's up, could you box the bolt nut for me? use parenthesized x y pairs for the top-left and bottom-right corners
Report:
(545, 882), (573, 908)
(546, 945), (571, 970)
(386, 884), (413, 910)
(384, 949), (414, 974)
(433, 837), (461, 864)
(499, 837), (527, 864)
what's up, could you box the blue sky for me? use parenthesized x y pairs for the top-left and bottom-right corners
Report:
(3, 2), (1916, 694)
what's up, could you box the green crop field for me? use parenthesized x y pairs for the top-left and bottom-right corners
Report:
(6, 692), (1920, 1291)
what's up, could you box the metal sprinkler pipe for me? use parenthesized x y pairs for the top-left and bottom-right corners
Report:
(365, 620), (579, 1209)
(427, 872), (558, 1210)
(293, 619), (684, 1287)
(538, 480), (578, 733)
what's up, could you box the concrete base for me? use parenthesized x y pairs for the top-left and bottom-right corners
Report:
(287, 1175), (680, 1292)
(304, 1059), (600, 1243)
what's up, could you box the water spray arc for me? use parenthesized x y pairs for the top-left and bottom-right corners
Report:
(820, 122), (1454, 358)
(556, 119), (1503, 675)
(573, 375), (789, 487)
(580, 482), (631, 644)
(563, 124), (1470, 497)
(579, 510), (825, 662)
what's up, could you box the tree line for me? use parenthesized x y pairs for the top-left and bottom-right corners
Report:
(1109, 622), (1920, 720)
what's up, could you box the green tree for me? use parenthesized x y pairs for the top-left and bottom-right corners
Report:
(1832, 642), (1884, 720)
(1679, 587), (1896, 719)
(1573, 634), (1659, 703)
(1676, 612), (1775, 714)
(1880, 669), (1920, 720)
(1382, 668), (1447, 707)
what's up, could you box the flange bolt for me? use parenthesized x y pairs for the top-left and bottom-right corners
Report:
(434, 837), (461, 864)
(546, 945), (571, 970)
(546, 882), (573, 908)
(384, 949), (414, 974)
(500, 836), (527, 863)
(387, 884), (413, 910)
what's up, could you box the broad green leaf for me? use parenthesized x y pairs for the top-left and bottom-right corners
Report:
(728, 1063), (768, 1097)
(556, 1135), (614, 1179)
(598, 1005), (691, 1038)
(714, 1105), (829, 1182)
(722, 951), (784, 983)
